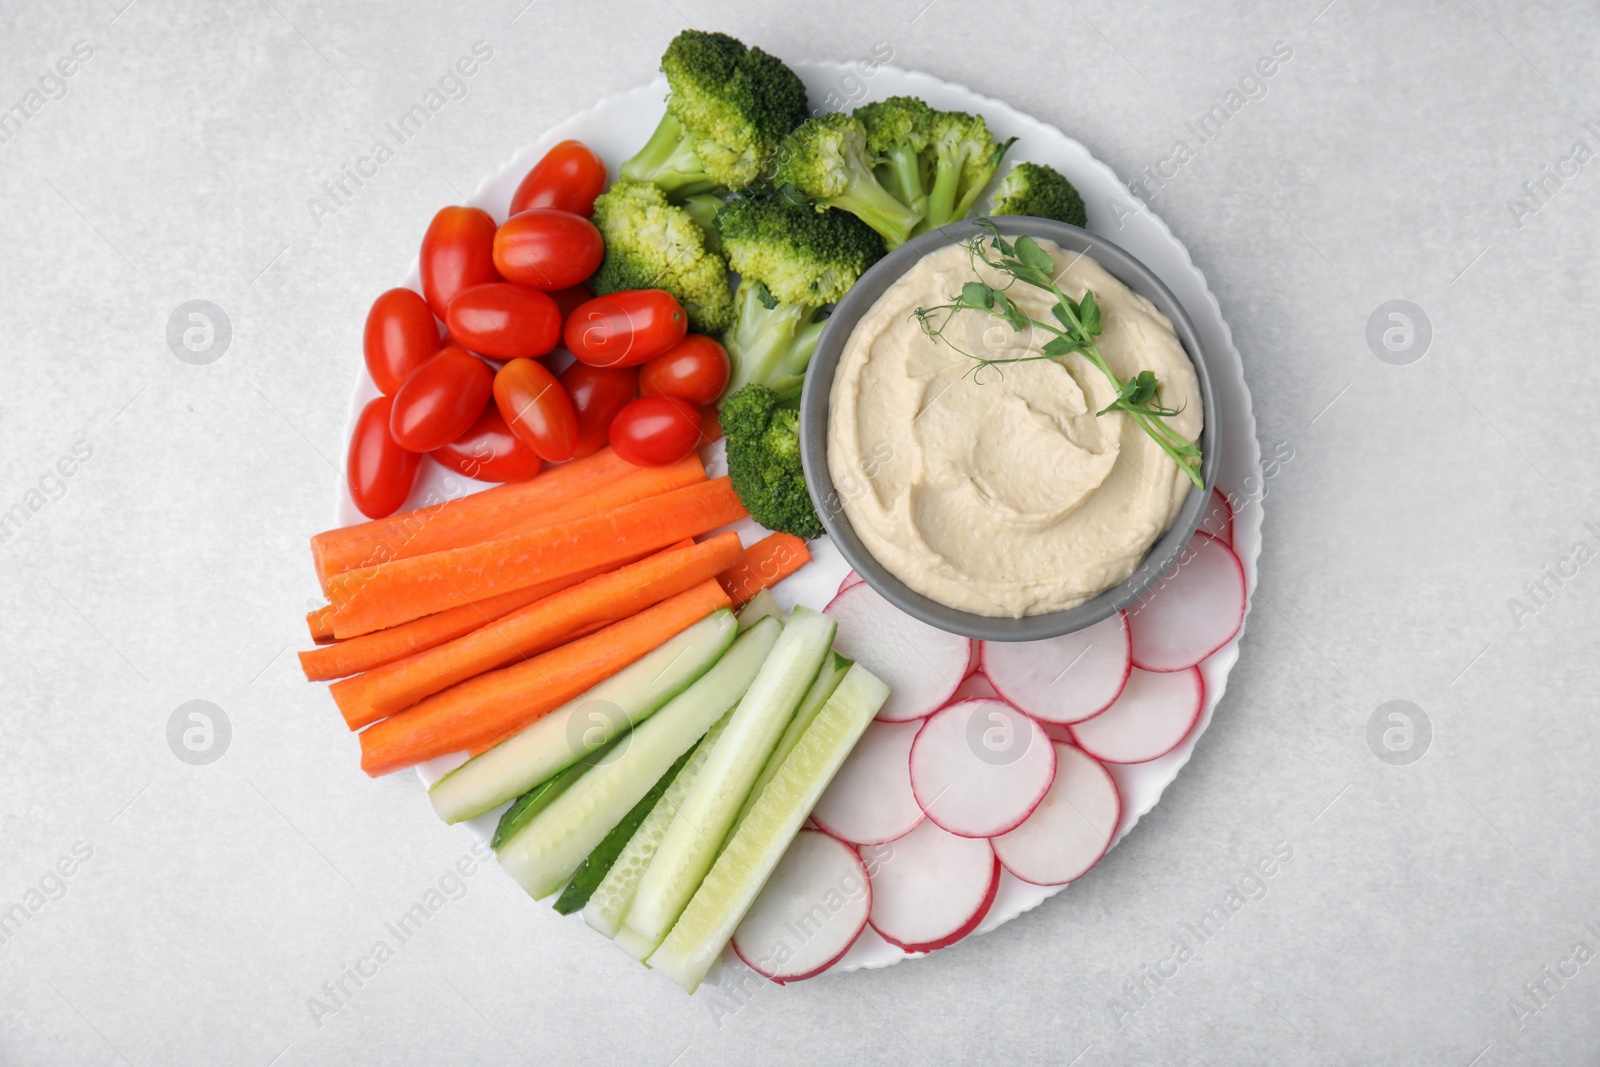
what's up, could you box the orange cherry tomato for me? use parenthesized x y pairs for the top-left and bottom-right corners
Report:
(494, 357), (579, 463)
(559, 361), (639, 459)
(564, 290), (688, 368)
(348, 395), (421, 518)
(364, 288), (442, 395)
(431, 402), (542, 483)
(639, 334), (731, 406)
(493, 209), (604, 291)
(419, 206), (499, 317)
(608, 395), (703, 467)
(389, 346), (494, 452)
(509, 140), (607, 217)
(446, 282), (562, 359)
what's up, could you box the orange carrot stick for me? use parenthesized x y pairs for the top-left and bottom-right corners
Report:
(357, 580), (732, 776)
(329, 534), (740, 727)
(717, 532), (812, 608)
(312, 448), (704, 595)
(307, 606), (336, 643)
(297, 555), (629, 683)
(329, 477), (747, 639)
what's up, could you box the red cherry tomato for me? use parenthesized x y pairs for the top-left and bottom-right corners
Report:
(420, 206), (499, 317)
(493, 209), (604, 291)
(348, 395), (421, 518)
(559, 362), (639, 459)
(549, 284), (593, 320)
(564, 290), (688, 368)
(494, 358), (579, 463)
(364, 288), (442, 395)
(509, 140), (607, 217)
(698, 404), (722, 443)
(608, 395), (703, 467)
(639, 334), (731, 405)
(389, 346), (494, 452)
(446, 282), (561, 359)
(431, 402), (542, 483)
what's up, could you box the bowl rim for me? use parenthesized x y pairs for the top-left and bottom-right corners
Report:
(798, 215), (1219, 642)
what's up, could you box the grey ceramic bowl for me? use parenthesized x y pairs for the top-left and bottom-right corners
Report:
(799, 216), (1218, 642)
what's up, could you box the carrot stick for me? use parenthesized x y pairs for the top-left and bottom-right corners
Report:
(717, 532), (812, 608)
(298, 554), (633, 683)
(328, 535), (738, 726)
(357, 580), (732, 776)
(307, 606), (336, 643)
(313, 449), (704, 595)
(329, 477), (747, 639)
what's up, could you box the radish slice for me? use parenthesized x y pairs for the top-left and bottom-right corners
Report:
(1199, 488), (1234, 545)
(732, 830), (871, 983)
(1069, 667), (1203, 764)
(990, 743), (1121, 885)
(981, 612), (1131, 725)
(811, 720), (926, 846)
(825, 583), (971, 723)
(837, 570), (863, 595)
(1127, 532), (1245, 672)
(909, 700), (1056, 838)
(861, 820), (999, 954)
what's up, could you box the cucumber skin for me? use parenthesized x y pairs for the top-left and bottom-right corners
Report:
(617, 607), (837, 956)
(492, 763), (578, 851)
(552, 744), (698, 915)
(583, 710), (735, 940)
(649, 663), (890, 992)
(429, 611), (737, 824)
(497, 618), (783, 900)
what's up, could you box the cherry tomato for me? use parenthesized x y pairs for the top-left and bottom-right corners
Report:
(609, 395), (703, 467)
(364, 288), (442, 395)
(509, 140), (607, 217)
(549, 284), (593, 320)
(431, 402), (542, 483)
(348, 395), (421, 518)
(559, 362), (639, 459)
(389, 346), (494, 452)
(494, 357), (579, 463)
(639, 334), (731, 405)
(420, 206), (499, 317)
(493, 209), (604, 291)
(698, 404), (722, 443)
(446, 282), (561, 359)
(564, 290), (688, 368)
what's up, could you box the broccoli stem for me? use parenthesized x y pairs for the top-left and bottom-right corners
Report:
(877, 146), (927, 213)
(620, 112), (718, 197)
(825, 172), (922, 250)
(922, 151), (963, 232)
(724, 287), (820, 400)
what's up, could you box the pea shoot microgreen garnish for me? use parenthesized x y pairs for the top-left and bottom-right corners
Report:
(912, 220), (1203, 488)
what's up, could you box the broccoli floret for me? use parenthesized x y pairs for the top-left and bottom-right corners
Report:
(721, 384), (822, 539)
(917, 109), (1013, 234)
(772, 112), (924, 249)
(590, 178), (735, 333)
(717, 197), (885, 398)
(620, 31), (808, 196)
(855, 96), (934, 211)
(679, 192), (727, 252)
(991, 162), (1086, 227)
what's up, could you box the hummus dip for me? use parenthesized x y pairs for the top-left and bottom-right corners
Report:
(827, 240), (1201, 617)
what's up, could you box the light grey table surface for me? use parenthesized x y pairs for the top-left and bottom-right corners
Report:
(3, 1), (1597, 1064)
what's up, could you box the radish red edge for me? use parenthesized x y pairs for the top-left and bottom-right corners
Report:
(1069, 667), (1206, 766)
(1199, 488), (1234, 545)
(870, 855), (1001, 955)
(909, 700), (1057, 839)
(823, 582), (972, 724)
(1126, 532), (1246, 673)
(732, 831), (872, 984)
(981, 611), (1133, 726)
(991, 743), (1123, 887)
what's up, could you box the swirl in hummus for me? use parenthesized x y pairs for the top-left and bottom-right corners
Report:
(826, 239), (1201, 617)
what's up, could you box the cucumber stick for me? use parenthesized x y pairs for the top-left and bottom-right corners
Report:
(736, 588), (782, 631)
(496, 618), (783, 900)
(649, 663), (890, 992)
(551, 743), (697, 915)
(584, 710), (733, 940)
(429, 611), (737, 824)
(732, 652), (850, 832)
(492, 761), (580, 851)
(617, 607), (836, 958)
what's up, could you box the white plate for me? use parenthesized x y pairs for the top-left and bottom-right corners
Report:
(334, 62), (1262, 981)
